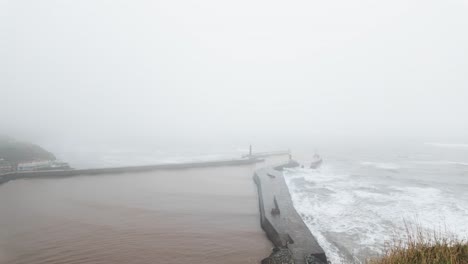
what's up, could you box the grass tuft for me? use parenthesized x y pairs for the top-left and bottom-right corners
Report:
(368, 222), (468, 264)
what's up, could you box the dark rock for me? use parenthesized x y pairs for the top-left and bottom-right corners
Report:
(305, 255), (328, 264)
(261, 247), (294, 264)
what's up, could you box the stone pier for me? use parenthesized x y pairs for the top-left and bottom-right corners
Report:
(254, 161), (328, 264)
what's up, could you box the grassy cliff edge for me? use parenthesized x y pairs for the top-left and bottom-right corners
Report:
(369, 224), (468, 264)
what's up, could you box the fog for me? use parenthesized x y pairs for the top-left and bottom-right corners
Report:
(1, 0), (468, 150)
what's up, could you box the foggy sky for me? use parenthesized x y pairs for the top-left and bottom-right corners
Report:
(1, 0), (468, 148)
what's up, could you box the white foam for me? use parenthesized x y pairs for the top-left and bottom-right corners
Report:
(284, 165), (468, 264)
(360, 161), (400, 170)
(410, 160), (468, 167)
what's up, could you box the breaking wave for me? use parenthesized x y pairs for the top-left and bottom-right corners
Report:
(284, 164), (468, 264)
(360, 161), (400, 170)
(410, 160), (468, 166)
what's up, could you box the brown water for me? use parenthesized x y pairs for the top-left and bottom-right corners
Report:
(0, 160), (286, 264)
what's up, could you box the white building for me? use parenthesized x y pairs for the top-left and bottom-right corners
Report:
(17, 160), (71, 171)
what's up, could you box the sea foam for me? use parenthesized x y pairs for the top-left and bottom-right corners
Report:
(284, 163), (468, 264)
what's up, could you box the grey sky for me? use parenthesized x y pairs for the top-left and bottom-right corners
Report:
(1, 0), (468, 147)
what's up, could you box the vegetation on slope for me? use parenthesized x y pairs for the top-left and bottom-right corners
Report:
(368, 224), (468, 264)
(0, 135), (56, 164)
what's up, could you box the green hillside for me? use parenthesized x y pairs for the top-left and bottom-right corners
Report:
(0, 135), (56, 164)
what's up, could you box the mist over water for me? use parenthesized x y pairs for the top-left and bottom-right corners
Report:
(1, 0), (468, 147)
(2, 0), (468, 263)
(285, 143), (468, 263)
(6, 140), (467, 263)
(0, 164), (274, 264)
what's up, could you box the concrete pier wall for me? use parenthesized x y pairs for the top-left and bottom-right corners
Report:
(0, 158), (262, 185)
(243, 150), (290, 159)
(254, 161), (327, 264)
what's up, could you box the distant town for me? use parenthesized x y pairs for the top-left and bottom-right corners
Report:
(0, 158), (71, 174)
(0, 135), (71, 174)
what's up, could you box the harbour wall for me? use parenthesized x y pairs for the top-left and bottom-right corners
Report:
(242, 150), (290, 159)
(0, 157), (262, 185)
(254, 160), (328, 264)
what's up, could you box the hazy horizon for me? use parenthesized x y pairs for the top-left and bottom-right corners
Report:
(2, 0), (468, 149)
(2, 2), (468, 263)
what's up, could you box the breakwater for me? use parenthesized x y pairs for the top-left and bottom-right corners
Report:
(243, 150), (290, 159)
(254, 160), (328, 264)
(0, 157), (263, 185)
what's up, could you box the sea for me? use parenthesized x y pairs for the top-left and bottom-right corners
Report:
(286, 142), (468, 263)
(2, 141), (467, 264)
(52, 141), (468, 263)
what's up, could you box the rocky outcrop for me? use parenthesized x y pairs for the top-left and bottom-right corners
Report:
(261, 247), (294, 264)
(261, 247), (328, 264)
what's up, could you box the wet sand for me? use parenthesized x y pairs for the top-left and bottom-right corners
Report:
(0, 159), (287, 264)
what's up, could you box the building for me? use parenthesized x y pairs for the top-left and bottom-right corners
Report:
(0, 159), (13, 174)
(17, 160), (70, 171)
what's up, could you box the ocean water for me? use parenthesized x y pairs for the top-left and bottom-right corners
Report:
(0, 163), (273, 264)
(285, 143), (468, 263)
(7, 142), (467, 263)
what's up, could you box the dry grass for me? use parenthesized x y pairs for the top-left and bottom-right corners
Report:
(368, 223), (468, 264)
